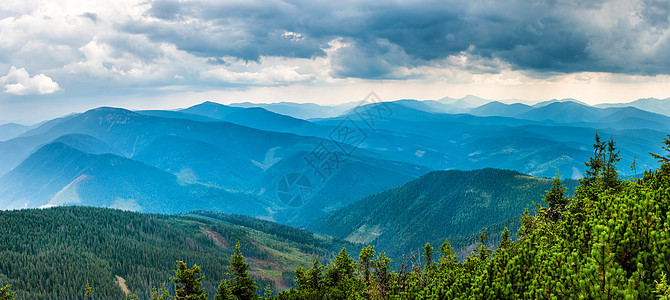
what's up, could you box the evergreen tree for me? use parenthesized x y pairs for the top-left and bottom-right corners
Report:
(655, 273), (670, 299)
(474, 227), (491, 260)
(264, 285), (273, 299)
(499, 227), (510, 250)
(214, 279), (234, 300)
(604, 137), (621, 190)
(649, 134), (670, 164)
(306, 258), (324, 291)
(438, 238), (457, 265)
(329, 247), (355, 284)
(294, 266), (308, 292)
(227, 243), (257, 300)
(150, 284), (171, 300)
(372, 252), (392, 298)
(171, 261), (207, 300)
(581, 131), (606, 188)
(578, 133), (622, 199)
(422, 242), (434, 271)
(358, 246), (375, 283)
(0, 285), (14, 300)
(84, 281), (93, 300)
(543, 175), (568, 222)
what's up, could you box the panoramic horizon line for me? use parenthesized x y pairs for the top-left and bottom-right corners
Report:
(4, 94), (670, 126)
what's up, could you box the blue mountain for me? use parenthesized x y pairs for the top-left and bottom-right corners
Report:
(180, 101), (318, 134)
(0, 123), (29, 141)
(0, 106), (430, 226)
(0, 142), (269, 215)
(469, 101), (533, 117)
(229, 101), (355, 119)
(597, 97), (670, 116)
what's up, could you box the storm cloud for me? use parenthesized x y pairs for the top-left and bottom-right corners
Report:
(121, 0), (670, 78)
(1, 0), (670, 123)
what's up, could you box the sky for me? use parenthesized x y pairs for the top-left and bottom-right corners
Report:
(2, 0), (670, 123)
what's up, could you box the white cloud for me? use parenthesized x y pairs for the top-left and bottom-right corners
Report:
(200, 56), (323, 85)
(281, 31), (304, 41)
(0, 66), (60, 95)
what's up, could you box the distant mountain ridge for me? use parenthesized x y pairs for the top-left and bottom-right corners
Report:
(597, 97), (670, 116)
(1, 97), (668, 230)
(229, 101), (357, 119)
(0, 105), (429, 226)
(0, 123), (29, 141)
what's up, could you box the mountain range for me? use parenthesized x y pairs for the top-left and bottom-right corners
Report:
(1, 95), (669, 298)
(0, 104), (429, 226)
(0, 95), (668, 232)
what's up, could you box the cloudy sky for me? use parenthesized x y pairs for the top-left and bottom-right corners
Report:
(2, 0), (670, 123)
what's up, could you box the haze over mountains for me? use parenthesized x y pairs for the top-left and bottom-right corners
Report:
(0, 95), (669, 247)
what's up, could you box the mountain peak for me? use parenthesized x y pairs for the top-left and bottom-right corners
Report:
(83, 107), (140, 117)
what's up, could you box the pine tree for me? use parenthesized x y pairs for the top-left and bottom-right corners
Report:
(228, 242), (257, 300)
(307, 257), (324, 291)
(604, 137), (621, 190)
(84, 281), (93, 300)
(0, 285), (14, 300)
(630, 155), (638, 180)
(171, 261), (208, 300)
(579, 133), (622, 199)
(214, 279), (234, 300)
(264, 285), (273, 299)
(438, 238), (458, 265)
(474, 227), (492, 260)
(649, 134), (670, 164)
(543, 175), (568, 222)
(655, 273), (670, 299)
(422, 242), (434, 271)
(150, 284), (170, 300)
(358, 246), (375, 283)
(372, 251), (392, 297)
(581, 131), (606, 188)
(294, 266), (308, 291)
(330, 247), (355, 284)
(499, 227), (510, 250)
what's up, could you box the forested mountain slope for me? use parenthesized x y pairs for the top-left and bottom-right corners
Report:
(0, 207), (354, 299)
(311, 168), (577, 260)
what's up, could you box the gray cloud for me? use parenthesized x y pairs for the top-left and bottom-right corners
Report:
(117, 0), (670, 78)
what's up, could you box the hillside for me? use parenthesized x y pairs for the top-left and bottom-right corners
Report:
(310, 168), (577, 259)
(0, 142), (268, 215)
(0, 206), (354, 299)
(0, 123), (29, 141)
